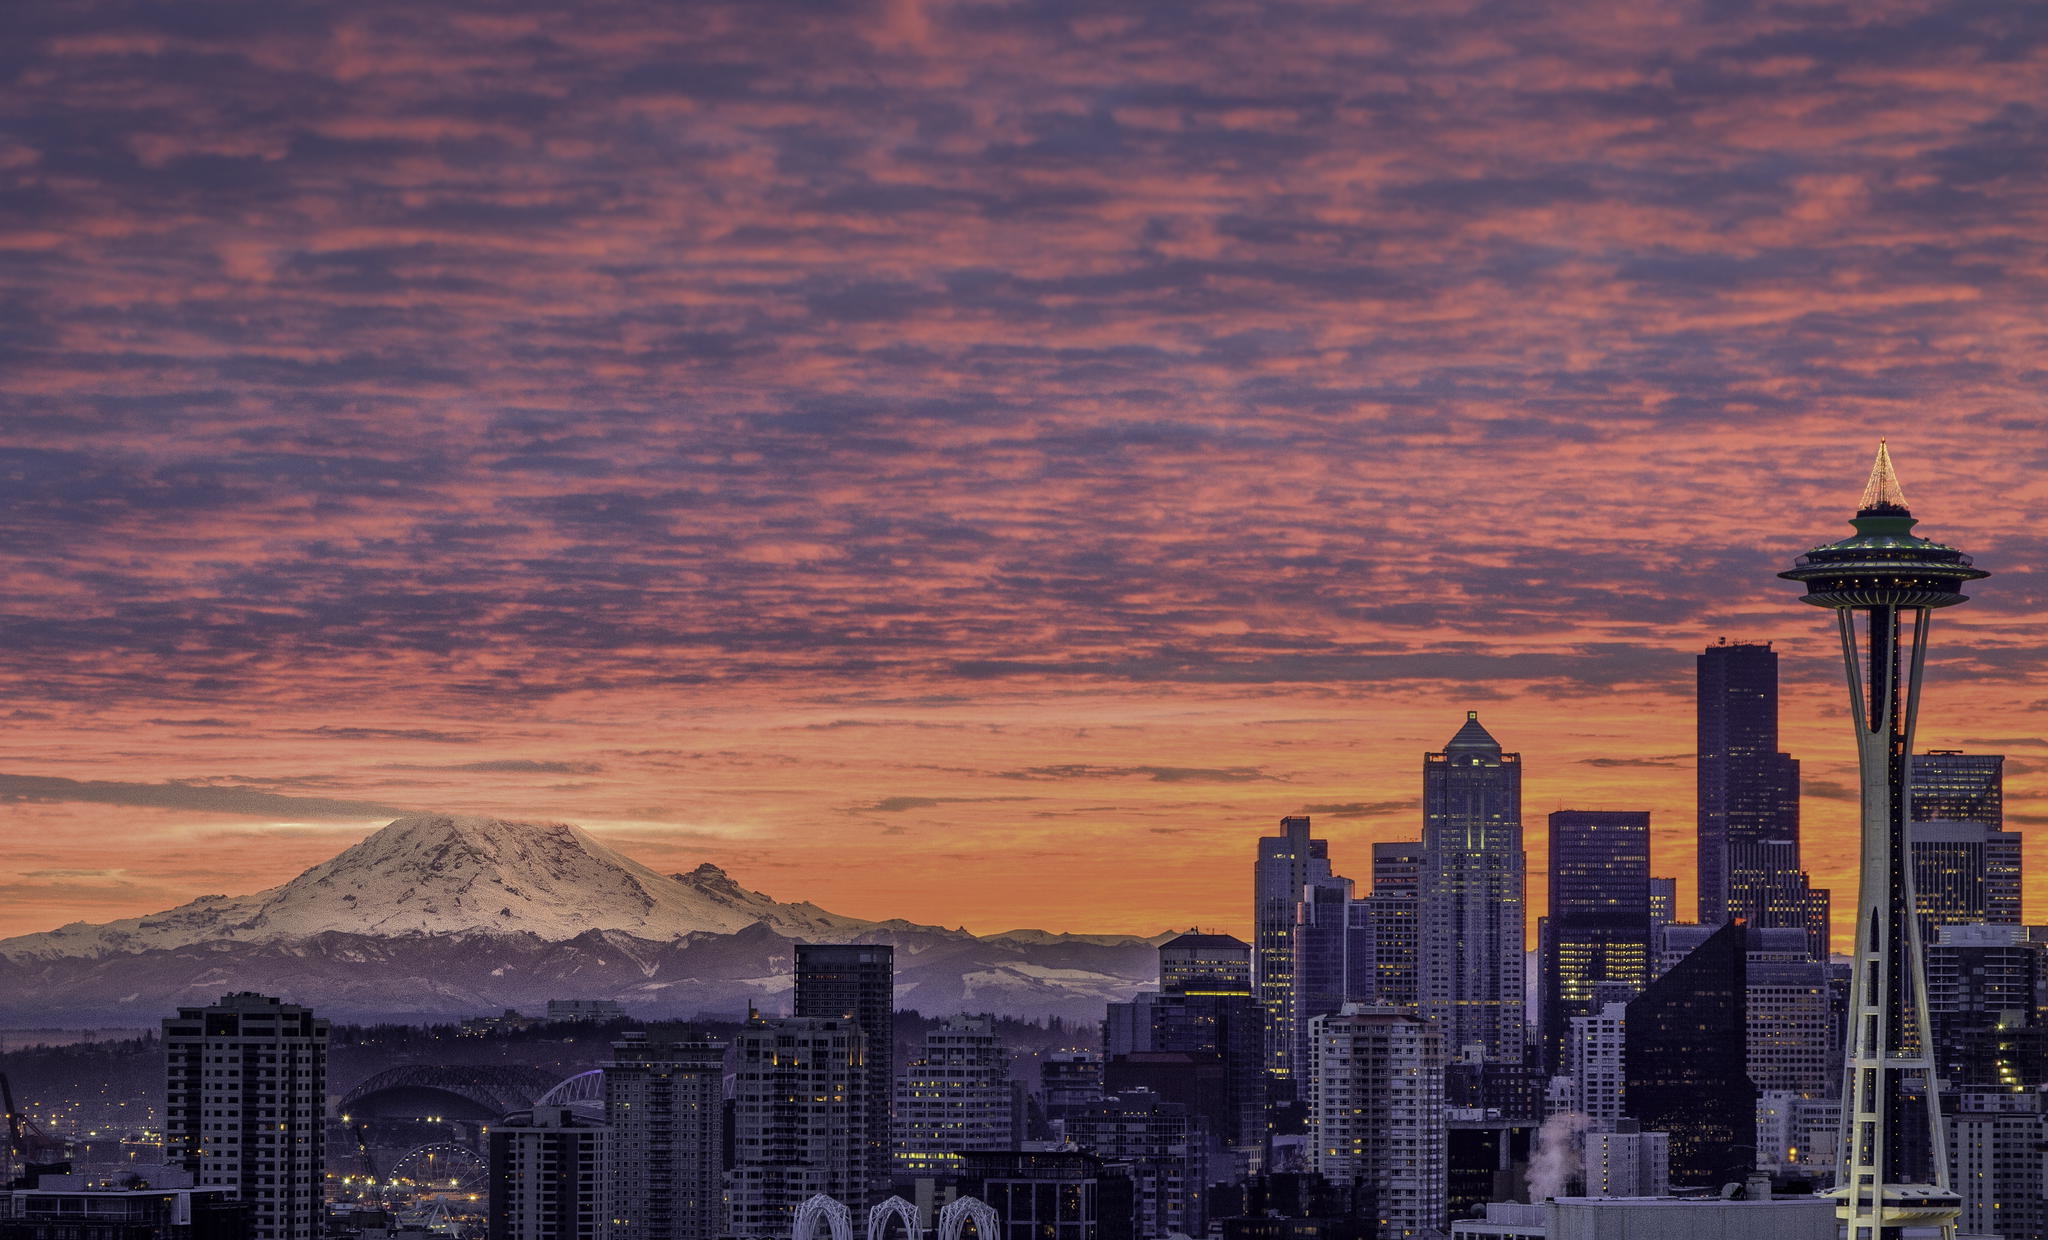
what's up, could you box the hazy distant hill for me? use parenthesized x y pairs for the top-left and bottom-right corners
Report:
(0, 814), (1163, 1024)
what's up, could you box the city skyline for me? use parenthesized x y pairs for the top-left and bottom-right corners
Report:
(6, 1), (2048, 945)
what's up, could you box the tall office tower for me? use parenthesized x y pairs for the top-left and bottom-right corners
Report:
(1254, 815), (1333, 1083)
(793, 943), (894, 1206)
(1421, 713), (1526, 1064)
(1781, 442), (1988, 1238)
(1911, 749), (2017, 931)
(1305, 1005), (1447, 1239)
(1159, 932), (1252, 995)
(1540, 811), (1652, 1072)
(726, 1016), (866, 1238)
(1747, 949), (1836, 1096)
(161, 993), (327, 1240)
(1623, 919), (1755, 1188)
(1567, 1003), (1628, 1122)
(893, 1015), (1015, 1176)
(603, 1034), (725, 1240)
(1911, 823), (2022, 930)
(489, 1105), (613, 1240)
(1656, 923), (1833, 1096)
(1290, 874), (1353, 1073)
(1066, 1091), (1207, 1239)
(1911, 751), (2005, 825)
(1356, 842), (1423, 1008)
(1696, 640), (1832, 957)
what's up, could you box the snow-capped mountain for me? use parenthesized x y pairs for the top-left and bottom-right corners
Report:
(0, 815), (1163, 1023)
(0, 815), (876, 960)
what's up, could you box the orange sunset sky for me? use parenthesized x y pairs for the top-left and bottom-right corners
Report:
(3, 0), (2046, 950)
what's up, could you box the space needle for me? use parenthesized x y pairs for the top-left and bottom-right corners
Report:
(1781, 443), (1986, 1239)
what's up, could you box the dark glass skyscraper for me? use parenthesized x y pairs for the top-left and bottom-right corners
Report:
(1421, 712), (1526, 1064)
(1291, 874), (1352, 1074)
(1254, 815), (1332, 1083)
(1696, 639), (1830, 956)
(1624, 918), (1755, 1188)
(1540, 810), (1651, 1072)
(793, 943), (894, 1207)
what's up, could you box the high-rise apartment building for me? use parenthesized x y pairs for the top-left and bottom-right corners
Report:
(893, 1015), (1015, 1175)
(488, 1105), (612, 1240)
(1567, 1003), (1628, 1123)
(1624, 919), (1755, 1188)
(1305, 1005), (1447, 1239)
(1947, 1090), (2048, 1240)
(1421, 713), (1526, 1063)
(603, 1034), (725, 1240)
(1356, 842), (1423, 1009)
(1254, 816), (1333, 1083)
(1540, 810), (1651, 1072)
(161, 993), (327, 1240)
(1584, 1123), (1670, 1198)
(1696, 641), (1830, 956)
(726, 1016), (866, 1238)
(793, 943), (894, 1206)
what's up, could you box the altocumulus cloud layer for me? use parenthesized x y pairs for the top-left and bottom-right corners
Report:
(2, 0), (2046, 938)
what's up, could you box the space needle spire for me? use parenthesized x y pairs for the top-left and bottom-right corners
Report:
(1781, 443), (1987, 1239)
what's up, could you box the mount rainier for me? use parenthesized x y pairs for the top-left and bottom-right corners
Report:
(0, 814), (1164, 1024)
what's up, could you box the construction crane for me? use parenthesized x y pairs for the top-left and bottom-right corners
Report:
(1, 1072), (69, 1187)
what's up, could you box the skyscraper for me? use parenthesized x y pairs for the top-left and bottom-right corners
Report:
(1623, 919), (1755, 1188)
(893, 1015), (1015, 1176)
(1420, 712), (1526, 1063)
(1781, 441), (1987, 1237)
(161, 993), (328, 1240)
(603, 1033), (725, 1240)
(1540, 810), (1652, 1072)
(1911, 822), (2023, 930)
(1696, 640), (1831, 956)
(1254, 815), (1332, 1083)
(1910, 751), (2005, 827)
(726, 1015), (867, 1237)
(1356, 841), (1423, 1009)
(794, 943), (894, 1206)
(1290, 874), (1353, 1074)
(1305, 1005), (1447, 1239)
